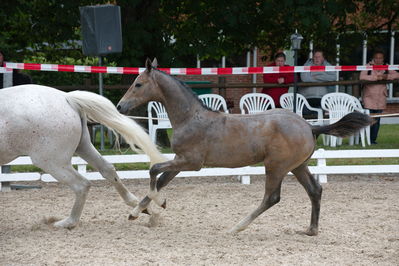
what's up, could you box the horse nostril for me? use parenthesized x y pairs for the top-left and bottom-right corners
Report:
(116, 105), (121, 110)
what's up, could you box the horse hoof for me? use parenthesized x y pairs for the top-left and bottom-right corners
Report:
(142, 209), (150, 215)
(161, 199), (166, 209)
(128, 214), (138, 220)
(53, 218), (78, 229)
(229, 226), (245, 234)
(305, 227), (318, 236)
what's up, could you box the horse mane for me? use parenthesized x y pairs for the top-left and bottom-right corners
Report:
(154, 69), (215, 112)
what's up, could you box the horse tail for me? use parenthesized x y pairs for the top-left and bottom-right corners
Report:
(65, 91), (167, 166)
(311, 112), (374, 138)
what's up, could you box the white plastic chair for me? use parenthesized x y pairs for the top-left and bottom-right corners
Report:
(351, 96), (371, 146)
(321, 93), (363, 147)
(280, 93), (324, 124)
(280, 93), (327, 145)
(239, 93), (275, 114)
(198, 94), (229, 113)
(147, 101), (172, 144)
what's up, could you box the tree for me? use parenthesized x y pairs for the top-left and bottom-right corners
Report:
(159, 0), (361, 62)
(1, 0), (397, 66)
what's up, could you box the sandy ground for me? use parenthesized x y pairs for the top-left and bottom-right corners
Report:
(1, 174), (398, 265)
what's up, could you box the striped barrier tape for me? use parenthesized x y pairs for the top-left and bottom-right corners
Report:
(0, 67), (13, 73)
(128, 113), (399, 122)
(2, 62), (399, 75)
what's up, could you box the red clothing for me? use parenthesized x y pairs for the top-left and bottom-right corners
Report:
(262, 63), (295, 107)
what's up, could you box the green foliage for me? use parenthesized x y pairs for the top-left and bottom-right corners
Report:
(26, 55), (97, 85)
(1, 0), (397, 72)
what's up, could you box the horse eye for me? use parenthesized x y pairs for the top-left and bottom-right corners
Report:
(135, 83), (142, 88)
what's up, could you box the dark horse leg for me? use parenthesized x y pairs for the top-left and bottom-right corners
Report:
(229, 167), (286, 234)
(129, 170), (180, 220)
(130, 156), (201, 219)
(291, 163), (322, 236)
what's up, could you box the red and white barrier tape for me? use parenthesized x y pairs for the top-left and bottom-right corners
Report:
(0, 67), (13, 73)
(2, 62), (399, 75)
(129, 113), (399, 122)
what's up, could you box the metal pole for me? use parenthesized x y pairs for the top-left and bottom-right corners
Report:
(389, 31), (395, 98)
(98, 56), (105, 150)
(196, 54), (201, 68)
(293, 49), (298, 113)
(336, 37), (340, 92)
(252, 47), (257, 93)
(362, 35), (368, 65)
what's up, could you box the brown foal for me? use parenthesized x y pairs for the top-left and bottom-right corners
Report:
(117, 59), (372, 236)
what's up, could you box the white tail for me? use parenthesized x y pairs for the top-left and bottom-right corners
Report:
(65, 91), (167, 165)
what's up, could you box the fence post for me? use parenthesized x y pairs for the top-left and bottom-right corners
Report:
(1, 165), (12, 192)
(240, 175), (251, 185)
(316, 149), (328, 183)
(77, 164), (87, 174)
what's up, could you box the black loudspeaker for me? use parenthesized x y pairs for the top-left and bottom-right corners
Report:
(80, 5), (122, 56)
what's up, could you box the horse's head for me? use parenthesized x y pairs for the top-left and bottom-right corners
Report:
(117, 58), (161, 114)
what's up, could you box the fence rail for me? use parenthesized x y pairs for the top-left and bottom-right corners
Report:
(55, 79), (399, 91)
(1, 149), (399, 191)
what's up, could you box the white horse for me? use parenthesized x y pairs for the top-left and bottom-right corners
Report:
(0, 84), (166, 228)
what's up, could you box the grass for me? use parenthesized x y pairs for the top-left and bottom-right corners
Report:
(311, 124), (399, 166)
(8, 124), (399, 173)
(315, 124), (399, 150)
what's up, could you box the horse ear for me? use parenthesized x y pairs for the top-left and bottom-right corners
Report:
(152, 58), (158, 68)
(145, 58), (152, 72)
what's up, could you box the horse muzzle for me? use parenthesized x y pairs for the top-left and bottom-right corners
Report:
(116, 101), (132, 114)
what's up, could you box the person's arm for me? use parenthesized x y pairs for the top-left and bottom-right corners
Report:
(387, 70), (399, 80)
(283, 72), (295, 83)
(311, 71), (336, 82)
(359, 70), (377, 81)
(263, 73), (279, 83)
(310, 61), (336, 81)
(300, 71), (315, 82)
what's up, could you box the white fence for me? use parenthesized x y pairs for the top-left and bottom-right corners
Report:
(1, 149), (399, 191)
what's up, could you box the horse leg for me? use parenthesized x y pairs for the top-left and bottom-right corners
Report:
(291, 163), (322, 236)
(32, 158), (90, 229)
(229, 167), (286, 234)
(146, 157), (199, 206)
(129, 171), (179, 219)
(75, 124), (139, 208)
(130, 156), (200, 219)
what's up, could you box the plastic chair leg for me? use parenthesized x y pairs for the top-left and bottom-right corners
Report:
(360, 129), (366, 147)
(330, 136), (337, 147)
(322, 134), (329, 146)
(151, 128), (157, 144)
(349, 135), (354, 145)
